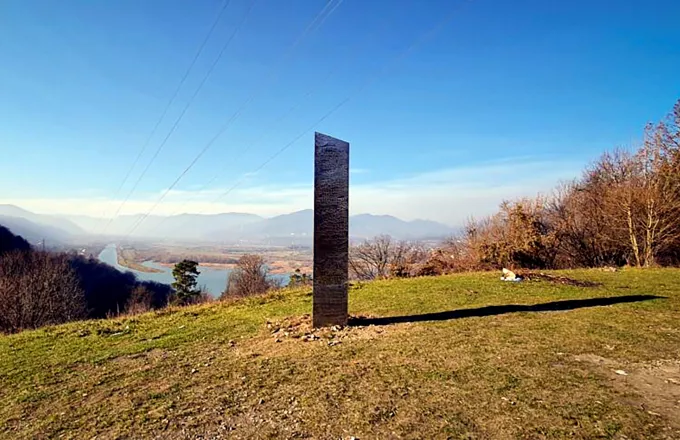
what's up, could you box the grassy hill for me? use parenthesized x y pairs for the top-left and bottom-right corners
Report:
(2, 269), (680, 439)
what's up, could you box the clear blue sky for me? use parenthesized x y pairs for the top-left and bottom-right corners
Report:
(0, 0), (678, 224)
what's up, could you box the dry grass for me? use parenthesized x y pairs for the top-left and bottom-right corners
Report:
(1, 269), (680, 439)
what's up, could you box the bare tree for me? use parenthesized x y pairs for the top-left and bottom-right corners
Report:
(348, 235), (426, 280)
(636, 121), (680, 266)
(222, 254), (277, 298)
(585, 127), (680, 267)
(547, 181), (626, 268)
(426, 99), (680, 271)
(0, 251), (86, 333)
(349, 235), (394, 280)
(124, 285), (154, 315)
(459, 198), (557, 270)
(390, 241), (429, 277)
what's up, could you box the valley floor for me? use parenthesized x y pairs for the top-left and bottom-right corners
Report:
(1, 269), (680, 439)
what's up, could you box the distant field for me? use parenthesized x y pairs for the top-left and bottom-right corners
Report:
(116, 247), (163, 273)
(124, 243), (313, 275)
(1, 269), (679, 439)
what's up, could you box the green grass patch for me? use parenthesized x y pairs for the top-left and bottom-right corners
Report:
(1, 268), (680, 439)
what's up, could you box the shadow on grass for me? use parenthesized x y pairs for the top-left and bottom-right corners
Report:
(348, 295), (665, 327)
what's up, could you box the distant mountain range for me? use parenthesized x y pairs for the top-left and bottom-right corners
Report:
(210, 210), (455, 243)
(0, 204), (456, 244)
(0, 205), (86, 246)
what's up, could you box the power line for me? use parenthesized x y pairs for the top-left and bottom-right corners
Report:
(150, 6), (403, 230)
(124, 0), (344, 237)
(97, 0), (233, 235)
(123, 0), (345, 238)
(101, 0), (256, 235)
(163, 4), (461, 233)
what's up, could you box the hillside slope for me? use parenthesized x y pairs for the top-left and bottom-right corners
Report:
(0, 215), (73, 245)
(0, 205), (84, 236)
(2, 270), (680, 439)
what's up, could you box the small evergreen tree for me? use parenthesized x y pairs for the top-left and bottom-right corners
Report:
(171, 260), (200, 304)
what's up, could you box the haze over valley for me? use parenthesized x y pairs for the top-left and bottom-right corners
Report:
(0, 204), (456, 246)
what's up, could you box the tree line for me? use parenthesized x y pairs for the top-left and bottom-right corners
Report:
(349, 99), (680, 279)
(0, 225), (289, 333)
(350, 100), (680, 280)
(454, 99), (680, 271)
(0, 226), (178, 333)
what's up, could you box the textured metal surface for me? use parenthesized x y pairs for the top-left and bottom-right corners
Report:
(313, 132), (349, 327)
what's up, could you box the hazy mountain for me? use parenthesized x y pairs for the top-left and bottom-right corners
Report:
(207, 210), (455, 242)
(4, 205), (455, 243)
(0, 215), (71, 246)
(237, 210), (314, 238)
(350, 214), (455, 239)
(0, 205), (84, 236)
(61, 214), (109, 233)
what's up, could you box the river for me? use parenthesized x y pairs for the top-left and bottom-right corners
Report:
(98, 244), (236, 297)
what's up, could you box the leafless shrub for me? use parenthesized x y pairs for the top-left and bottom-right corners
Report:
(458, 197), (557, 271)
(191, 285), (214, 305)
(124, 285), (154, 315)
(389, 242), (429, 278)
(439, 232), (486, 273)
(349, 235), (429, 280)
(222, 254), (278, 298)
(430, 99), (680, 271)
(0, 251), (86, 333)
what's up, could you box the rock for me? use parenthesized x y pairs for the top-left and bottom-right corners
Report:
(191, 368), (198, 374)
(614, 369), (628, 376)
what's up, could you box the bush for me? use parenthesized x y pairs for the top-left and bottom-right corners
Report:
(222, 254), (278, 298)
(0, 251), (86, 333)
(446, 99), (680, 271)
(350, 235), (429, 280)
(124, 285), (154, 315)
